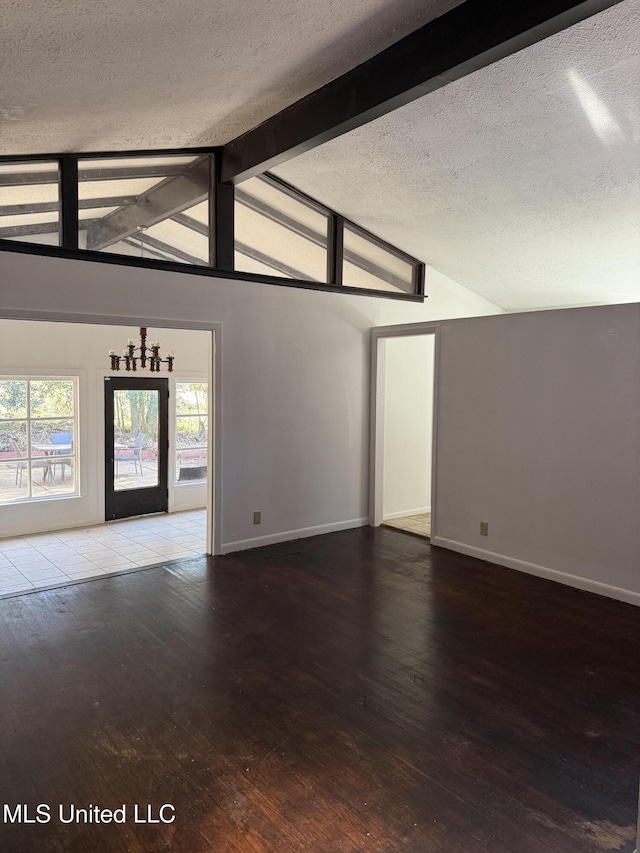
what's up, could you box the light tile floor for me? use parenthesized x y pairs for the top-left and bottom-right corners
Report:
(0, 509), (207, 600)
(383, 512), (431, 539)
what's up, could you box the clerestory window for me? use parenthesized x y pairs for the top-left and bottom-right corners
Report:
(0, 151), (424, 300)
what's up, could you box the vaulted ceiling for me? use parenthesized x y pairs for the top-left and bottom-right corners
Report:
(0, 0), (460, 153)
(273, 0), (640, 311)
(1, 0), (638, 311)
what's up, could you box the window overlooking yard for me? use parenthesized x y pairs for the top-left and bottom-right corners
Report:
(0, 378), (78, 503)
(175, 382), (208, 484)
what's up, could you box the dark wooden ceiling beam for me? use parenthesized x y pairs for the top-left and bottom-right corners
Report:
(220, 0), (624, 184)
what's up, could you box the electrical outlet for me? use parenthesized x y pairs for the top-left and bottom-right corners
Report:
(253, 511), (261, 525)
(480, 521), (488, 536)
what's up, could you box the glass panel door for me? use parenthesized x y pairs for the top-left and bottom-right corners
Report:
(113, 388), (159, 491)
(105, 377), (168, 520)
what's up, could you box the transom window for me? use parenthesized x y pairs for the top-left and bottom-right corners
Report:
(78, 155), (211, 265)
(0, 151), (424, 300)
(0, 378), (78, 503)
(235, 175), (330, 282)
(0, 161), (60, 247)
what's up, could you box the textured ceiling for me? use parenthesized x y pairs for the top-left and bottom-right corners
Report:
(274, 0), (640, 311)
(0, 0), (460, 154)
(1, 0), (638, 311)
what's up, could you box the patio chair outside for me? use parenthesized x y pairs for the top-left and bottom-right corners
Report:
(11, 440), (50, 486)
(50, 432), (73, 447)
(116, 432), (146, 476)
(50, 432), (74, 479)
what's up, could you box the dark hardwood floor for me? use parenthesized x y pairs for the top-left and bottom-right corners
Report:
(0, 527), (638, 852)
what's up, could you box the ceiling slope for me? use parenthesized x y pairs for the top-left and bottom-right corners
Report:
(0, 0), (460, 154)
(273, 0), (640, 311)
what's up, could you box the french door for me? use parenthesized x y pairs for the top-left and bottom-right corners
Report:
(104, 377), (169, 521)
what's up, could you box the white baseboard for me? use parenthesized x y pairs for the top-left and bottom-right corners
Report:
(383, 506), (431, 521)
(430, 536), (640, 608)
(221, 517), (369, 555)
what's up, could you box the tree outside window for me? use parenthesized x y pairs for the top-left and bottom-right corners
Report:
(0, 378), (78, 503)
(175, 382), (208, 483)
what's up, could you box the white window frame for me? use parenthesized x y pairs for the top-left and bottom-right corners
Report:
(173, 378), (209, 486)
(0, 375), (80, 505)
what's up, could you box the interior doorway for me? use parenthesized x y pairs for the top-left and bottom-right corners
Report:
(0, 317), (219, 557)
(370, 323), (439, 539)
(381, 334), (434, 539)
(104, 376), (169, 521)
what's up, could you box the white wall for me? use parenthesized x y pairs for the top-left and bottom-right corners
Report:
(432, 303), (640, 605)
(0, 320), (209, 538)
(383, 335), (434, 519)
(7, 250), (637, 606)
(0, 250), (501, 550)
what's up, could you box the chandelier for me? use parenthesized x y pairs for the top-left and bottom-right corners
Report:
(108, 327), (174, 372)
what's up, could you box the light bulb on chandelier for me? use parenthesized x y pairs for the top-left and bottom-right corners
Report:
(108, 327), (175, 372)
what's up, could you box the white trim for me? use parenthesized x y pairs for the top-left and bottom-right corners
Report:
(209, 326), (221, 556)
(430, 331), (442, 541)
(371, 321), (442, 339)
(431, 536), (640, 608)
(221, 517), (369, 555)
(369, 322), (440, 534)
(170, 374), (209, 514)
(0, 372), (81, 505)
(383, 506), (430, 520)
(369, 335), (386, 526)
